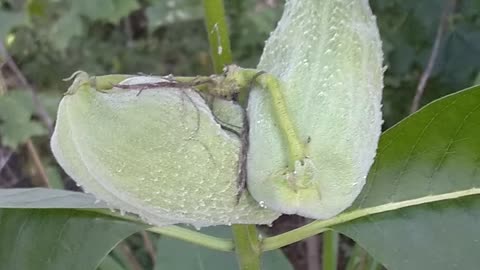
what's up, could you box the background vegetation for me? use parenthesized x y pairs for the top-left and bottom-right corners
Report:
(1, 0), (479, 269)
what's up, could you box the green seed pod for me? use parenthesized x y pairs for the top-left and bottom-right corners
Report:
(247, 0), (384, 219)
(51, 74), (279, 227)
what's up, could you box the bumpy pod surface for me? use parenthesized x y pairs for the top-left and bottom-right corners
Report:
(51, 76), (279, 227)
(247, 0), (384, 219)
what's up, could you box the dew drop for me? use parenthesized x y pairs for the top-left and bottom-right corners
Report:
(259, 201), (267, 208)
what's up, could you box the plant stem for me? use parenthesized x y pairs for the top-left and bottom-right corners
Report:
(202, 0), (233, 73)
(232, 225), (262, 270)
(145, 186), (480, 254)
(148, 226), (234, 252)
(262, 225), (329, 252)
(203, 2), (261, 269)
(322, 230), (338, 270)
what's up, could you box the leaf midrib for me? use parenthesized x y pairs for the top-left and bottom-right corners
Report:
(262, 187), (480, 251)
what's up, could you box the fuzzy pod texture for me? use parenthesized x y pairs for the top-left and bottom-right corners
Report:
(51, 75), (280, 227)
(247, 0), (384, 219)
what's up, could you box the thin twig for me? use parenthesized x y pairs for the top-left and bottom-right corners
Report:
(0, 69), (6, 95)
(140, 231), (157, 267)
(0, 148), (13, 174)
(124, 16), (134, 48)
(120, 243), (143, 270)
(0, 42), (54, 131)
(410, 0), (457, 113)
(25, 140), (50, 188)
(305, 235), (321, 270)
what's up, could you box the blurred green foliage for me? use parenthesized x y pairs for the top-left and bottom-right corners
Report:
(373, 0), (480, 125)
(0, 90), (46, 148)
(0, 0), (479, 269)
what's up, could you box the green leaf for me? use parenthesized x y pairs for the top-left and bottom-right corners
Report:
(0, 208), (145, 270)
(48, 12), (83, 51)
(0, 10), (27, 42)
(0, 188), (146, 270)
(155, 226), (292, 270)
(0, 91), (47, 148)
(0, 189), (287, 268)
(146, 0), (202, 31)
(0, 188), (106, 208)
(334, 85), (480, 270)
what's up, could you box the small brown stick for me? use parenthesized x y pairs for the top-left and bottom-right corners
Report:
(410, 0), (457, 113)
(141, 231), (157, 267)
(0, 148), (13, 174)
(306, 235), (321, 270)
(123, 16), (134, 48)
(113, 77), (214, 92)
(0, 69), (6, 95)
(119, 243), (143, 270)
(25, 140), (50, 188)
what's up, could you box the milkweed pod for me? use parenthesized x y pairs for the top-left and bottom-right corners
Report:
(51, 74), (280, 227)
(247, 0), (384, 219)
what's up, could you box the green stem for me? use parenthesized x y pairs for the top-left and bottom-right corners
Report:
(263, 187), (480, 251)
(253, 72), (305, 169)
(231, 225), (262, 270)
(203, 2), (261, 270)
(148, 226), (234, 252)
(262, 225), (329, 252)
(202, 0), (233, 73)
(227, 68), (305, 170)
(322, 230), (339, 270)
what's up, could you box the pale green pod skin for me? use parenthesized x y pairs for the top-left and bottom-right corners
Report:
(247, 0), (384, 219)
(51, 76), (280, 227)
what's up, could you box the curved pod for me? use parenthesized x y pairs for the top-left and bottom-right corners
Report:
(247, 0), (384, 219)
(51, 76), (279, 227)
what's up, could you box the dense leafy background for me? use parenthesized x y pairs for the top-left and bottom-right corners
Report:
(1, 0), (479, 269)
